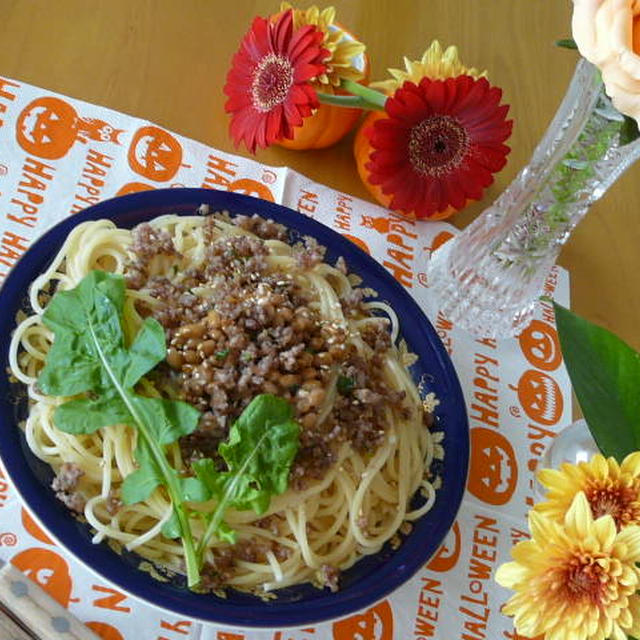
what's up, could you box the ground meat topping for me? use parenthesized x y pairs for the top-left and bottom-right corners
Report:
(124, 212), (412, 488)
(295, 236), (327, 270)
(51, 462), (84, 492)
(105, 490), (123, 516)
(51, 462), (85, 513)
(125, 223), (181, 290)
(233, 213), (288, 241)
(319, 564), (340, 592)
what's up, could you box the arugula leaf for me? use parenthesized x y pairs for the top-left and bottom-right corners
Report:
(37, 270), (202, 586)
(220, 394), (299, 499)
(121, 440), (164, 504)
(53, 391), (130, 434)
(124, 318), (167, 387)
(193, 395), (300, 558)
(38, 272), (301, 588)
(553, 302), (640, 460)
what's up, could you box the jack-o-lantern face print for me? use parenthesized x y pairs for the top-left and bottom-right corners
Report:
(519, 320), (562, 371)
(518, 370), (563, 425)
(16, 97), (78, 159)
(427, 521), (461, 572)
(333, 600), (393, 640)
(12, 547), (74, 607)
(468, 428), (518, 505)
(128, 126), (182, 181)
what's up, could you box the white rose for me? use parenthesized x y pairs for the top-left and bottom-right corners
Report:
(572, 0), (640, 123)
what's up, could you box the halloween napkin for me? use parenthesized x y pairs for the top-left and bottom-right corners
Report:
(0, 75), (571, 640)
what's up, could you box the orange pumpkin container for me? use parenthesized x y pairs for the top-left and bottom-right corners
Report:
(276, 16), (370, 150)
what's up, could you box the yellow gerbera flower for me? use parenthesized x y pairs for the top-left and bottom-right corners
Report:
(280, 3), (366, 91)
(496, 492), (640, 640)
(535, 452), (640, 530)
(371, 40), (487, 94)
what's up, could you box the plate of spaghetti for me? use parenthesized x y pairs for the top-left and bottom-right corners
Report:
(0, 188), (468, 627)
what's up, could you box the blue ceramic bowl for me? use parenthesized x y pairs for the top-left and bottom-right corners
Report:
(0, 188), (468, 627)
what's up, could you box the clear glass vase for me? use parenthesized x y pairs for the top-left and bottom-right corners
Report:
(426, 58), (640, 339)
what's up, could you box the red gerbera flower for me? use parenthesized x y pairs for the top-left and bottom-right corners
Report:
(365, 75), (513, 219)
(224, 10), (328, 153)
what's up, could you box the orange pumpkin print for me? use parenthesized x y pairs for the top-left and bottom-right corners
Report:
(332, 600), (393, 640)
(468, 427), (518, 505)
(430, 230), (455, 253)
(517, 370), (563, 426)
(16, 97), (78, 159)
(427, 521), (461, 572)
(21, 507), (54, 545)
(85, 621), (125, 640)
(128, 126), (183, 182)
(12, 547), (74, 607)
(16, 97), (124, 160)
(227, 178), (274, 202)
(115, 181), (155, 196)
(341, 233), (371, 254)
(518, 319), (562, 372)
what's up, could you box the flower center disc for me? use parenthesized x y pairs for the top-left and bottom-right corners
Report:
(586, 484), (639, 529)
(563, 557), (605, 603)
(252, 54), (294, 112)
(408, 115), (469, 177)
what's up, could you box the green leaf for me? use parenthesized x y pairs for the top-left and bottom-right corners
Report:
(37, 270), (203, 586)
(553, 302), (640, 460)
(38, 333), (101, 396)
(130, 395), (200, 445)
(53, 391), (130, 434)
(194, 395), (300, 556)
(619, 115), (640, 146)
(124, 317), (166, 388)
(216, 521), (236, 545)
(220, 395), (299, 499)
(179, 476), (210, 503)
(556, 38), (578, 50)
(161, 511), (181, 539)
(121, 443), (163, 505)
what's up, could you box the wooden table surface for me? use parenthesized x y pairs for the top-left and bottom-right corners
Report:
(0, 0), (638, 350)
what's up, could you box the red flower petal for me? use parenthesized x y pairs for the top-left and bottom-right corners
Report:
(366, 75), (513, 218)
(223, 11), (327, 153)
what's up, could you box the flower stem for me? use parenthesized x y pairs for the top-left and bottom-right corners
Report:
(317, 92), (381, 111)
(341, 79), (387, 109)
(317, 79), (387, 111)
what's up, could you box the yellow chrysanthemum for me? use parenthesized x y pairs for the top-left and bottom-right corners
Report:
(371, 40), (487, 94)
(496, 492), (640, 640)
(280, 3), (366, 91)
(535, 452), (640, 531)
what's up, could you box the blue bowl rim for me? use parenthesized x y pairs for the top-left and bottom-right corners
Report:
(0, 188), (469, 627)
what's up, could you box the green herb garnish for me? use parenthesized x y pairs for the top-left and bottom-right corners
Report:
(337, 375), (355, 395)
(38, 271), (300, 589)
(38, 271), (203, 585)
(192, 394), (299, 555)
(215, 349), (229, 360)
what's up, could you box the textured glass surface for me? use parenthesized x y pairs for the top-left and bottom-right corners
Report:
(427, 59), (640, 339)
(533, 419), (599, 500)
